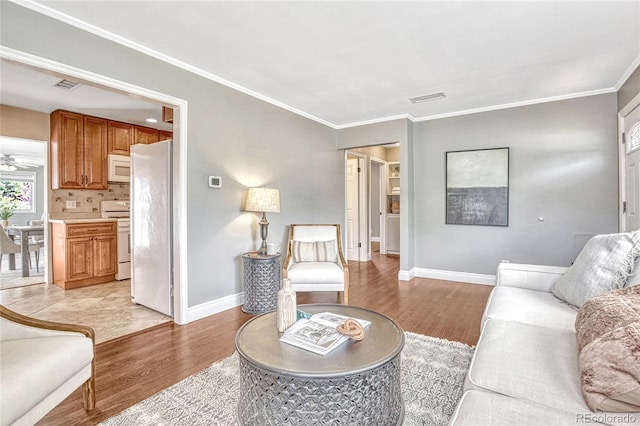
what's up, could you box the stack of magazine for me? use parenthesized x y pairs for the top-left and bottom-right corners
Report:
(279, 312), (371, 356)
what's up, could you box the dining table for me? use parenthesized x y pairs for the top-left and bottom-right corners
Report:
(6, 225), (44, 277)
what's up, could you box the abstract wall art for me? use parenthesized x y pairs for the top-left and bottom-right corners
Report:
(446, 147), (509, 226)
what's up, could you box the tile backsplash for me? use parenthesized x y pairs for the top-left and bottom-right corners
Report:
(49, 183), (130, 219)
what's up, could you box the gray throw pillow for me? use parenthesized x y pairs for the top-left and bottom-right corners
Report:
(552, 231), (640, 307)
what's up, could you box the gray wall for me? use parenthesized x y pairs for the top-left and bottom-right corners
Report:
(413, 93), (619, 274)
(337, 119), (405, 149)
(1, 2), (344, 307)
(338, 118), (415, 270)
(370, 162), (380, 238)
(618, 65), (640, 111)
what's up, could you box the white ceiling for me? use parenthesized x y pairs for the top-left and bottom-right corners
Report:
(0, 58), (172, 160)
(6, 0), (640, 129)
(0, 59), (173, 131)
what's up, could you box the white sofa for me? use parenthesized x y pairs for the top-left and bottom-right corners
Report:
(0, 305), (95, 425)
(449, 262), (640, 426)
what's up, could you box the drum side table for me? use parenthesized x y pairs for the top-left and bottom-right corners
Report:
(241, 253), (280, 314)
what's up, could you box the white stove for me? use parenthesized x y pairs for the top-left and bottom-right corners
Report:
(100, 201), (131, 280)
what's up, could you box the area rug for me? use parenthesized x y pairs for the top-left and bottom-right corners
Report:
(101, 332), (474, 426)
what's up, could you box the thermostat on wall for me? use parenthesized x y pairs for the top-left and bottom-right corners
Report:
(208, 176), (222, 188)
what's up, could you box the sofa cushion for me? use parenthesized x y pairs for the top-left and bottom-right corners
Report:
(575, 286), (640, 412)
(0, 335), (93, 425)
(450, 390), (603, 426)
(466, 319), (640, 425)
(552, 231), (640, 308)
(291, 240), (337, 263)
(467, 319), (584, 412)
(287, 262), (344, 284)
(483, 286), (577, 331)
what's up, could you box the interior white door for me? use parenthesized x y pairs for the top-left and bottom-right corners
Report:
(346, 158), (359, 260)
(623, 103), (640, 232)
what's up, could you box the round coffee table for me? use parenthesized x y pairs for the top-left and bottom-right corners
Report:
(235, 303), (405, 425)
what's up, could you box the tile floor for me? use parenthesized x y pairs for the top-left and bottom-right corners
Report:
(0, 279), (173, 344)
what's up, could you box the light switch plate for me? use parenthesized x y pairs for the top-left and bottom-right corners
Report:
(66, 200), (77, 208)
(208, 176), (222, 188)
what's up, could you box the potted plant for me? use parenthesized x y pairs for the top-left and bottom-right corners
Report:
(0, 199), (16, 229)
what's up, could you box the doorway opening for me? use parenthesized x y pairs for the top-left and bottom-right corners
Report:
(0, 50), (187, 343)
(0, 136), (47, 290)
(345, 143), (400, 263)
(619, 92), (640, 233)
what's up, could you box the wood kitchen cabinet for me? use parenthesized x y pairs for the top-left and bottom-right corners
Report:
(134, 126), (159, 145)
(50, 110), (108, 189)
(51, 221), (117, 289)
(108, 120), (134, 155)
(158, 130), (173, 141)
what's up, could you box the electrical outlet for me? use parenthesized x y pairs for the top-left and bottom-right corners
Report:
(66, 200), (77, 209)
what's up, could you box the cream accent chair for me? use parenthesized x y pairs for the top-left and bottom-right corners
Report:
(283, 224), (349, 304)
(0, 305), (96, 425)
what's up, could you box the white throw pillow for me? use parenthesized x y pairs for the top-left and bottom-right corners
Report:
(291, 240), (337, 263)
(552, 231), (640, 307)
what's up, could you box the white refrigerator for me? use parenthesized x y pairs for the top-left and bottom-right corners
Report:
(130, 140), (173, 316)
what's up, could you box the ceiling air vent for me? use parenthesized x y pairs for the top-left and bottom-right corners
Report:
(52, 79), (80, 90)
(409, 92), (447, 103)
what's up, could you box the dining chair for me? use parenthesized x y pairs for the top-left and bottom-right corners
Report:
(0, 228), (42, 272)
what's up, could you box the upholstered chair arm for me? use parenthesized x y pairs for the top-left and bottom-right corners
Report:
(0, 305), (94, 342)
(282, 241), (293, 279)
(0, 304), (96, 412)
(336, 241), (348, 272)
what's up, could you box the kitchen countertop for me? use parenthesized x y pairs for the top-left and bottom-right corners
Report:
(49, 218), (118, 224)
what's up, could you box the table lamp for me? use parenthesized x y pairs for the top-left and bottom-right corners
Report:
(245, 187), (280, 255)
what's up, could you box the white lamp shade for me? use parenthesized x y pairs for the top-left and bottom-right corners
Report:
(245, 188), (280, 213)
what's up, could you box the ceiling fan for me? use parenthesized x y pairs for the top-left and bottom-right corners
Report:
(0, 154), (40, 171)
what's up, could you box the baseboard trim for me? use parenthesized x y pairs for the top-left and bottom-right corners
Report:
(371, 237), (380, 242)
(401, 268), (496, 285)
(398, 269), (415, 281)
(187, 292), (244, 323)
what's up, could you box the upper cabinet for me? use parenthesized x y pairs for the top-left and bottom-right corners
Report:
(50, 110), (108, 190)
(158, 130), (173, 141)
(108, 121), (134, 155)
(51, 110), (173, 187)
(162, 106), (174, 123)
(134, 126), (159, 145)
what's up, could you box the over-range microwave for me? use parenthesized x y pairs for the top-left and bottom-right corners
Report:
(108, 154), (131, 183)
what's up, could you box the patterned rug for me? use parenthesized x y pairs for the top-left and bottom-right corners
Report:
(102, 332), (474, 426)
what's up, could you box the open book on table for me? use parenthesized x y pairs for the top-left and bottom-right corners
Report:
(279, 312), (371, 356)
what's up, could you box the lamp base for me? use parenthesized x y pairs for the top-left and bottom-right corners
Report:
(259, 213), (269, 256)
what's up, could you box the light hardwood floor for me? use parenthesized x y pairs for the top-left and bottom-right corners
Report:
(40, 248), (492, 425)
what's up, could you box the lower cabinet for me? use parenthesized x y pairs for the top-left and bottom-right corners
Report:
(386, 215), (400, 254)
(52, 221), (117, 289)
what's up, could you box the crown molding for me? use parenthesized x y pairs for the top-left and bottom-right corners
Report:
(614, 54), (640, 91)
(334, 114), (414, 130)
(10, 0), (337, 129)
(8, 0), (635, 132)
(412, 88), (617, 122)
